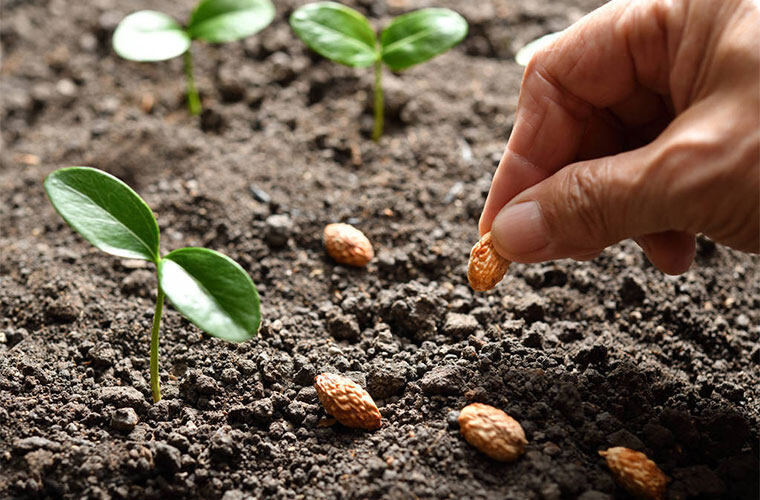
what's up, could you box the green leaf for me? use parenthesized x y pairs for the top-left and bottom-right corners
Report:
(381, 8), (467, 71)
(112, 10), (191, 61)
(515, 31), (563, 67)
(290, 1), (377, 68)
(159, 248), (260, 343)
(44, 167), (160, 262)
(188, 0), (275, 43)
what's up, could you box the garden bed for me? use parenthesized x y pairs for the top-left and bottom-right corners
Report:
(1, 0), (758, 498)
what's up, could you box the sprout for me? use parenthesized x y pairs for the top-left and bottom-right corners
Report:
(45, 167), (260, 403)
(290, 2), (468, 140)
(112, 0), (275, 115)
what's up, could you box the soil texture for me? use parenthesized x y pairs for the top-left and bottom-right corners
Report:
(1, 0), (758, 499)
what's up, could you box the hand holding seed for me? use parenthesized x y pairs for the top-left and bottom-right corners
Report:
(468, 232), (510, 291)
(479, 0), (759, 275)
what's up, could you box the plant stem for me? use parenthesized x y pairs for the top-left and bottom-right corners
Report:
(150, 285), (165, 403)
(183, 49), (201, 116)
(372, 58), (384, 141)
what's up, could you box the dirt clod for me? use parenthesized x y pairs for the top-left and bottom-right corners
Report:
(110, 407), (139, 432)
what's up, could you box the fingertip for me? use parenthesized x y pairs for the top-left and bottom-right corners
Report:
(662, 237), (696, 275)
(477, 213), (488, 236)
(490, 201), (550, 259)
(636, 231), (696, 275)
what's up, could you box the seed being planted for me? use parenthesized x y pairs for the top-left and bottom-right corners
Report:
(467, 232), (510, 291)
(458, 403), (527, 462)
(323, 223), (374, 267)
(599, 447), (667, 500)
(314, 373), (381, 430)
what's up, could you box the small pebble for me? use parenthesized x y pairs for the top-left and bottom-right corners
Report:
(264, 214), (292, 248)
(55, 78), (77, 98)
(111, 407), (138, 432)
(249, 184), (271, 204)
(447, 410), (461, 429)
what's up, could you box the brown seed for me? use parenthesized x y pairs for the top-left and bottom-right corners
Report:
(323, 223), (374, 267)
(599, 447), (667, 500)
(458, 403), (527, 462)
(467, 232), (510, 291)
(314, 373), (381, 430)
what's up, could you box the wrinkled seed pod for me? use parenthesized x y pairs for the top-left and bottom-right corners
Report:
(323, 223), (374, 267)
(458, 403), (527, 461)
(314, 373), (381, 430)
(467, 232), (510, 291)
(599, 447), (667, 500)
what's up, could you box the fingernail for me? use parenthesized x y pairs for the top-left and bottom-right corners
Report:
(491, 201), (549, 255)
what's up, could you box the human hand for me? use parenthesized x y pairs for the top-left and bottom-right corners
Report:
(479, 0), (759, 274)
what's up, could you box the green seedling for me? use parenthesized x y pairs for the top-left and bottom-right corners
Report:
(44, 167), (260, 403)
(112, 0), (275, 115)
(290, 2), (468, 141)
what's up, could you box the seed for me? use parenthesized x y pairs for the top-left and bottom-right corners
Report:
(458, 403), (527, 462)
(467, 232), (510, 291)
(314, 373), (381, 430)
(599, 447), (667, 500)
(323, 223), (374, 267)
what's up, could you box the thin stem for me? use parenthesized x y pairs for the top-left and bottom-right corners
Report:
(150, 285), (165, 403)
(372, 58), (384, 142)
(183, 49), (201, 116)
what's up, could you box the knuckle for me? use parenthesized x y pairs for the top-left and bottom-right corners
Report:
(557, 162), (619, 246)
(651, 124), (758, 243)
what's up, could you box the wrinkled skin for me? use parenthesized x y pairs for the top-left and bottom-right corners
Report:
(479, 0), (759, 275)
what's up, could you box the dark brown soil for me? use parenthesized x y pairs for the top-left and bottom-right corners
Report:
(1, 0), (758, 499)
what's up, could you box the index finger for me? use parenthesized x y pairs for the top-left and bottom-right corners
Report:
(478, 0), (674, 234)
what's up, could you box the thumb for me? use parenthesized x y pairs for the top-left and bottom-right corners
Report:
(489, 146), (695, 272)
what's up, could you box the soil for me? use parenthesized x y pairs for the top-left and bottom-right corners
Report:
(1, 0), (758, 499)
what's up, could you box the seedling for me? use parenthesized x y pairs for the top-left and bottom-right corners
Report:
(290, 2), (468, 140)
(44, 167), (261, 403)
(112, 0), (275, 115)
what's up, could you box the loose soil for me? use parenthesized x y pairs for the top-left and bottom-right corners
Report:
(1, 0), (758, 499)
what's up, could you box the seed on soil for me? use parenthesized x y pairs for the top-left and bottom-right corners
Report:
(467, 232), (510, 291)
(314, 373), (381, 431)
(323, 223), (374, 267)
(458, 403), (527, 462)
(599, 447), (667, 500)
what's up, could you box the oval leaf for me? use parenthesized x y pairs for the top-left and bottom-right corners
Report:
(159, 248), (260, 343)
(515, 31), (563, 67)
(188, 0), (275, 43)
(112, 10), (191, 61)
(44, 167), (160, 262)
(290, 1), (377, 68)
(381, 8), (468, 71)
